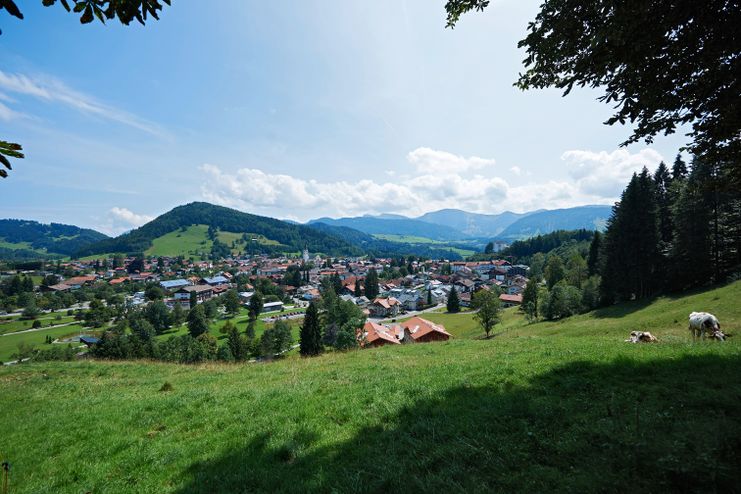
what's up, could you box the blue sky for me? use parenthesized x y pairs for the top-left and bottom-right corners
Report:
(1, 0), (690, 235)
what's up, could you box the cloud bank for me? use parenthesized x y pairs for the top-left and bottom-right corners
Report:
(198, 147), (664, 221)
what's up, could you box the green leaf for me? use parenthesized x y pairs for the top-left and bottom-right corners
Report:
(80, 4), (93, 23)
(1, 0), (24, 19)
(0, 153), (12, 170)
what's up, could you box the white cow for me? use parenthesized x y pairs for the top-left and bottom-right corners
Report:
(688, 312), (723, 341)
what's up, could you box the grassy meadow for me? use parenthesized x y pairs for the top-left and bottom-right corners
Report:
(0, 313), (76, 335)
(144, 225), (284, 259)
(0, 324), (89, 362)
(1, 282), (740, 492)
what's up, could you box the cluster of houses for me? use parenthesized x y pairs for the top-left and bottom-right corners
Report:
(22, 251), (531, 341)
(305, 259), (530, 319)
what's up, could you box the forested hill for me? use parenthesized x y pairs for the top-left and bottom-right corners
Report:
(307, 222), (466, 260)
(501, 229), (595, 260)
(496, 205), (610, 240)
(75, 202), (362, 257)
(0, 219), (109, 256)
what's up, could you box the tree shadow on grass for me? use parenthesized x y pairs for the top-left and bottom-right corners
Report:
(175, 354), (741, 493)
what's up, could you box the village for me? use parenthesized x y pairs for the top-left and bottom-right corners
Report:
(4, 247), (530, 352)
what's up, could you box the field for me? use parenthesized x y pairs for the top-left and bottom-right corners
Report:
(0, 239), (36, 251)
(1, 282), (740, 492)
(0, 313), (76, 335)
(144, 225), (283, 259)
(372, 233), (477, 257)
(0, 324), (89, 362)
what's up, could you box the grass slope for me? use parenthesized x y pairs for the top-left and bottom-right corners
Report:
(417, 281), (741, 341)
(145, 225), (284, 259)
(1, 283), (740, 492)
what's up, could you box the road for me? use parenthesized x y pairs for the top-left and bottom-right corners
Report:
(372, 304), (447, 324)
(0, 321), (79, 337)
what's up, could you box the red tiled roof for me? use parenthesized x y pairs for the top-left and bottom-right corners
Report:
(360, 321), (400, 346)
(499, 294), (523, 304)
(402, 316), (451, 340)
(65, 275), (96, 285)
(372, 297), (400, 309)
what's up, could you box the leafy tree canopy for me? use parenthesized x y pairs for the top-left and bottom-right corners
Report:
(446, 0), (741, 172)
(0, 0), (171, 177)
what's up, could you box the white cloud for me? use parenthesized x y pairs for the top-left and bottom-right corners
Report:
(562, 148), (664, 197)
(99, 207), (155, 236)
(407, 147), (496, 174)
(0, 101), (23, 121)
(0, 70), (166, 137)
(199, 147), (662, 221)
(110, 207), (154, 226)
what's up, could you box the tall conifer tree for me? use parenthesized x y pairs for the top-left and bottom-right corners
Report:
(299, 302), (322, 357)
(600, 168), (661, 302)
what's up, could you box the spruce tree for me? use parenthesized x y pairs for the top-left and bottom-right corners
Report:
(447, 286), (461, 313)
(364, 268), (379, 300)
(521, 278), (538, 322)
(669, 158), (714, 289)
(299, 302), (322, 357)
(587, 231), (602, 276)
(653, 161), (674, 245)
(672, 153), (688, 180)
(600, 168), (661, 302)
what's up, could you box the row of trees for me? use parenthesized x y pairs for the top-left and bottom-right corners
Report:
(598, 155), (741, 303)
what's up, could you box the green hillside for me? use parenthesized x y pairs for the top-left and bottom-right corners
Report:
(77, 202), (361, 257)
(0, 219), (109, 260)
(144, 225), (284, 259)
(1, 282), (740, 492)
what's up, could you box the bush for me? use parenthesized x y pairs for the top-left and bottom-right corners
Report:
(32, 320), (42, 329)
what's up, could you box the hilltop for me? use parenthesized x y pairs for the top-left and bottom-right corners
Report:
(1, 282), (739, 492)
(75, 202), (362, 258)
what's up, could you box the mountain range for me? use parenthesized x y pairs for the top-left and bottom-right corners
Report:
(308, 205), (611, 241)
(0, 203), (613, 261)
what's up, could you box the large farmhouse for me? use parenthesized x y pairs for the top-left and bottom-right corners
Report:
(359, 316), (451, 348)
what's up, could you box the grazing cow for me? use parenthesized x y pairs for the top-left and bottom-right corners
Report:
(688, 312), (722, 341)
(625, 331), (658, 343)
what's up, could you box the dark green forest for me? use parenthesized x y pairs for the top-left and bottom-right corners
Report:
(0, 219), (109, 257)
(599, 155), (741, 303)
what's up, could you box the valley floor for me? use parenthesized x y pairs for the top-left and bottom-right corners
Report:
(1, 282), (740, 492)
